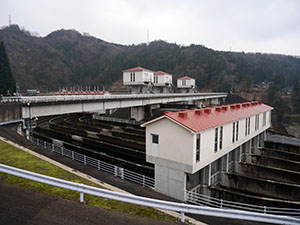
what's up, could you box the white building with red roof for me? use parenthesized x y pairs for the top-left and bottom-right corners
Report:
(123, 66), (154, 93)
(177, 76), (196, 93)
(153, 71), (173, 93)
(141, 101), (273, 200)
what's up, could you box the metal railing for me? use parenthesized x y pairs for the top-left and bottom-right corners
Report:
(266, 134), (300, 147)
(92, 114), (141, 125)
(0, 92), (227, 104)
(30, 136), (154, 188)
(210, 171), (220, 185)
(185, 188), (300, 218)
(1, 164), (299, 224)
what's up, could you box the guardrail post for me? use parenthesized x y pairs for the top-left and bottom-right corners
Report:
(61, 147), (64, 156)
(72, 151), (74, 160)
(264, 206), (267, 214)
(51, 143), (54, 152)
(37, 139), (39, 146)
(220, 199), (223, 208)
(114, 166), (118, 176)
(84, 155), (86, 165)
(180, 204), (185, 223)
(97, 160), (100, 170)
(120, 168), (124, 179)
(142, 175), (145, 187)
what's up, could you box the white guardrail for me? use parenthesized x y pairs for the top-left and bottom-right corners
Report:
(0, 93), (227, 104)
(30, 136), (155, 188)
(185, 187), (300, 218)
(0, 164), (300, 224)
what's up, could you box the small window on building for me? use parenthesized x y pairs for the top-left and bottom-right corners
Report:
(196, 134), (200, 162)
(255, 115), (259, 131)
(133, 72), (135, 82)
(182, 80), (186, 86)
(245, 118), (248, 136)
(214, 128), (218, 152)
(263, 112), (266, 127)
(232, 122), (235, 143)
(236, 121), (239, 141)
(219, 126), (223, 150)
(248, 117), (250, 135)
(151, 134), (159, 144)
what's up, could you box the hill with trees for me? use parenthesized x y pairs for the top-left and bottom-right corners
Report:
(0, 24), (300, 95)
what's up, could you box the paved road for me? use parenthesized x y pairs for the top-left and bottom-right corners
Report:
(0, 124), (272, 225)
(0, 182), (180, 225)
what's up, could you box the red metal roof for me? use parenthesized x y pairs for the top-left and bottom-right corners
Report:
(178, 76), (194, 80)
(123, 66), (153, 72)
(162, 102), (273, 132)
(154, 71), (168, 75)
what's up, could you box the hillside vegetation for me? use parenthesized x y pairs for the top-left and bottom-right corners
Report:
(1, 25), (300, 94)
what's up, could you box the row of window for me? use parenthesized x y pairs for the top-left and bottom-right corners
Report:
(130, 72), (135, 82)
(154, 76), (159, 83)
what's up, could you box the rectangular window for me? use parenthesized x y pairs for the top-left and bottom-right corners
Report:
(130, 72), (133, 82)
(245, 118), (248, 136)
(214, 128), (218, 152)
(255, 115), (259, 131)
(248, 117), (250, 135)
(151, 134), (159, 144)
(232, 122), (235, 143)
(133, 72), (135, 82)
(196, 134), (200, 161)
(236, 121), (239, 141)
(263, 112), (266, 127)
(219, 126), (223, 150)
(182, 80), (186, 86)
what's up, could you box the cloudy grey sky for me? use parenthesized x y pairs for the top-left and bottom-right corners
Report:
(1, 0), (300, 55)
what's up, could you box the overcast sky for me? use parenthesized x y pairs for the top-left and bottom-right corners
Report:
(1, 0), (300, 56)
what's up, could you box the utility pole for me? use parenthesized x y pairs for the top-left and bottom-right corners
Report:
(9, 14), (11, 26)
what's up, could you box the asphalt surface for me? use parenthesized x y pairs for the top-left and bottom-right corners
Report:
(0, 182), (179, 225)
(0, 124), (273, 225)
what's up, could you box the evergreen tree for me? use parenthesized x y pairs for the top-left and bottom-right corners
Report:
(0, 41), (16, 95)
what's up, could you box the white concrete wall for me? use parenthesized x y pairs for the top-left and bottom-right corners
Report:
(191, 111), (272, 173)
(145, 117), (194, 168)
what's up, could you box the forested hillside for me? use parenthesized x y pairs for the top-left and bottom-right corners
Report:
(1, 25), (300, 93)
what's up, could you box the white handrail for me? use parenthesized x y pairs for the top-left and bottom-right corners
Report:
(0, 163), (299, 224)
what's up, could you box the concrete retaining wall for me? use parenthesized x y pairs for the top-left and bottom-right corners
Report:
(0, 103), (22, 122)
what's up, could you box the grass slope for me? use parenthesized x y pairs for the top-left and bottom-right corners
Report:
(0, 140), (175, 222)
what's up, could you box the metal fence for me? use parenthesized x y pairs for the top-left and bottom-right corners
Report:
(185, 187), (300, 218)
(30, 136), (154, 188)
(92, 114), (141, 125)
(266, 134), (300, 147)
(1, 163), (300, 224)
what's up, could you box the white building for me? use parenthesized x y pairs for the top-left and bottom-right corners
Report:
(153, 71), (173, 93)
(141, 102), (273, 200)
(177, 76), (196, 93)
(123, 67), (154, 94)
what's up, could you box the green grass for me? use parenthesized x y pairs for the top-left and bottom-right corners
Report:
(0, 140), (175, 222)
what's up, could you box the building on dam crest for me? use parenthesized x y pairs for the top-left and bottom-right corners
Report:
(141, 101), (273, 200)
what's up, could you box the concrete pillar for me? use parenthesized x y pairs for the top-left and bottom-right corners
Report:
(208, 163), (212, 186)
(130, 106), (145, 121)
(154, 164), (186, 201)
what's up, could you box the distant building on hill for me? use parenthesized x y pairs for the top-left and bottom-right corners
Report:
(177, 76), (196, 93)
(153, 71), (173, 93)
(123, 67), (154, 94)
